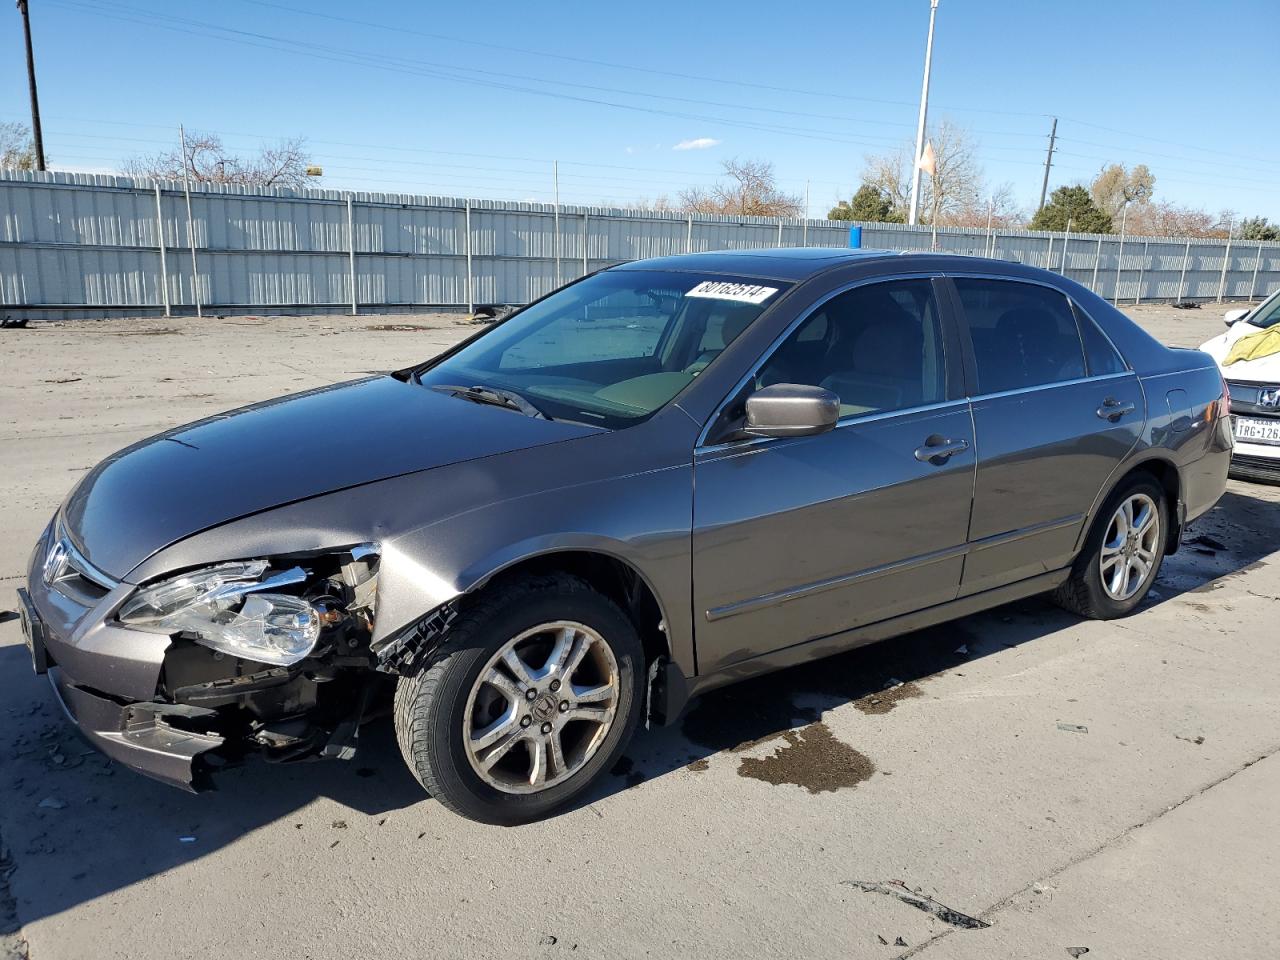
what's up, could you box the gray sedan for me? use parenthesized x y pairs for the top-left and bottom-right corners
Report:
(17, 248), (1231, 824)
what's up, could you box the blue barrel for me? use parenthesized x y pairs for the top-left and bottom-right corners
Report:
(848, 225), (863, 248)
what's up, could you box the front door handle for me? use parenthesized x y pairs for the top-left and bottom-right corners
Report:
(914, 435), (970, 464)
(1096, 397), (1137, 421)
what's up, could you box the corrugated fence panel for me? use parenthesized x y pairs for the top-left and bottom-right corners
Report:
(4, 170), (1280, 317)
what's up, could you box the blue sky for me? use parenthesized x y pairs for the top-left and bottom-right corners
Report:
(4, 0), (1279, 219)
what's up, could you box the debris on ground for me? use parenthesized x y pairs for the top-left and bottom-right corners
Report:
(331, 819), (348, 829)
(36, 797), (66, 810)
(42, 377), (82, 384)
(1067, 948), (1090, 957)
(1057, 723), (1089, 734)
(538, 934), (558, 945)
(1171, 301), (1200, 309)
(894, 936), (908, 947)
(954, 644), (969, 655)
(1176, 734), (1206, 745)
(877, 934), (888, 945)
(0, 317), (30, 329)
(842, 880), (991, 929)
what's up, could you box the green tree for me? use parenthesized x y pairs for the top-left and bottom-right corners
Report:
(1029, 186), (1112, 234)
(1239, 216), (1280, 241)
(828, 184), (899, 222)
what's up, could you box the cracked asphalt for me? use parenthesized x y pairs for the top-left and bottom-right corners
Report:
(1, 303), (1277, 959)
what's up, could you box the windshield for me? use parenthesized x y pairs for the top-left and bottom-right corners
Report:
(417, 270), (787, 427)
(1247, 293), (1280, 330)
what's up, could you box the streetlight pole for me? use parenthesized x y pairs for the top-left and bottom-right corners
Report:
(16, 0), (47, 171)
(907, 0), (940, 226)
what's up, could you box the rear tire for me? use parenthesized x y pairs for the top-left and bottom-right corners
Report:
(393, 574), (645, 825)
(1053, 475), (1168, 619)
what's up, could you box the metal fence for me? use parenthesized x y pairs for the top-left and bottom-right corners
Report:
(3, 169), (1279, 320)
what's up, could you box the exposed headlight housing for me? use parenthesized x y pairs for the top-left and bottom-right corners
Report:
(118, 560), (322, 666)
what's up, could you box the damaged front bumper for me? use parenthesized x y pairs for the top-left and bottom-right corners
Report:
(20, 525), (387, 792)
(46, 666), (226, 791)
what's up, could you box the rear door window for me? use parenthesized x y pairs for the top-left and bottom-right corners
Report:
(954, 278), (1087, 394)
(1073, 305), (1128, 376)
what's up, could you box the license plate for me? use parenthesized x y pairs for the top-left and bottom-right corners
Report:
(16, 588), (49, 674)
(1234, 416), (1280, 446)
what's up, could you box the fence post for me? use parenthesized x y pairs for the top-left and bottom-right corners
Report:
(1112, 204), (1128, 304)
(1250, 243), (1264, 300)
(464, 200), (474, 315)
(153, 182), (171, 318)
(1060, 220), (1071, 274)
(777, 220), (783, 248)
(1045, 234), (1054, 272)
(346, 194), (357, 316)
(1217, 220), (1234, 302)
(1177, 240), (1191, 304)
(686, 214), (693, 253)
(985, 201), (994, 257)
(178, 125), (202, 317)
(1135, 240), (1148, 305)
(802, 216), (808, 246)
(552, 160), (561, 288)
(1091, 235), (1103, 292)
(582, 211), (589, 277)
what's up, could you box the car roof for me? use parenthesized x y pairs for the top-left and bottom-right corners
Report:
(609, 247), (906, 282)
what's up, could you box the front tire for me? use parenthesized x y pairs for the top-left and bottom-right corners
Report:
(393, 574), (645, 825)
(1054, 475), (1168, 619)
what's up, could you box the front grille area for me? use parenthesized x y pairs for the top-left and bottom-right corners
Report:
(43, 527), (119, 605)
(1227, 380), (1280, 418)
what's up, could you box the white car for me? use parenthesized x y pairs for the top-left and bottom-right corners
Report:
(1200, 292), (1280, 482)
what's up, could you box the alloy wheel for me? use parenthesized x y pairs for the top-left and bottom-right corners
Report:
(462, 621), (620, 794)
(1099, 493), (1161, 601)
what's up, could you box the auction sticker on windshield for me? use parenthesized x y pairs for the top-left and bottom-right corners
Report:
(686, 281), (779, 304)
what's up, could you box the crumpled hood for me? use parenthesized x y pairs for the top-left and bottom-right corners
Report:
(62, 376), (600, 578)
(1201, 323), (1280, 382)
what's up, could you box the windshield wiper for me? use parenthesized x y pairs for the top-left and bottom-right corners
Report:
(430, 384), (548, 419)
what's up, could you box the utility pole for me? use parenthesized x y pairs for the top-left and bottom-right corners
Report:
(16, 0), (47, 171)
(907, 0), (940, 226)
(1037, 116), (1058, 214)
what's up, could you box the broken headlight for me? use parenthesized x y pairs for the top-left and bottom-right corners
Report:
(118, 560), (322, 666)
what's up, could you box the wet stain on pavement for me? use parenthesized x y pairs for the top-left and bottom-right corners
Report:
(853, 681), (923, 715)
(686, 758), (710, 773)
(737, 722), (874, 794)
(610, 755), (645, 788)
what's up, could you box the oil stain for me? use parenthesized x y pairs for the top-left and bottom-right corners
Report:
(686, 758), (710, 773)
(610, 755), (645, 788)
(853, 681), (923, 715)
(737, 722), (874, 794)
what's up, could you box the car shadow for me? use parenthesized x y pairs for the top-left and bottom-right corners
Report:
(1, 485), (1276, 933)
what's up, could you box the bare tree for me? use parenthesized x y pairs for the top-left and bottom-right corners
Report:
(939, 182), (1025, 229)
(0, 120), (41, 170)
(677, 158), (803, 218)
(1125, 201), (1233, 238)
(1090, 164), (1156, 219)
(860, 120), (984, 225)
(123, 132), (317, 188)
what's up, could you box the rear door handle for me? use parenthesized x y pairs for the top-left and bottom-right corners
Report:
(914, 436), (970, 463)
(1096, 397), (1136, 421)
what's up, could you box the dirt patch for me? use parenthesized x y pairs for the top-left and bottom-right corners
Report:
(854, 681), (924, 715)
(737, 722), (874, 794)
(110, 327), (180, 336)
(364, 324), (437, 332)
(686, 758), (710, 773)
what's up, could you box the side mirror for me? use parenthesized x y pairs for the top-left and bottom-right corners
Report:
(1224, 308), (1250, 327)
(743, 383), (840, 439)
